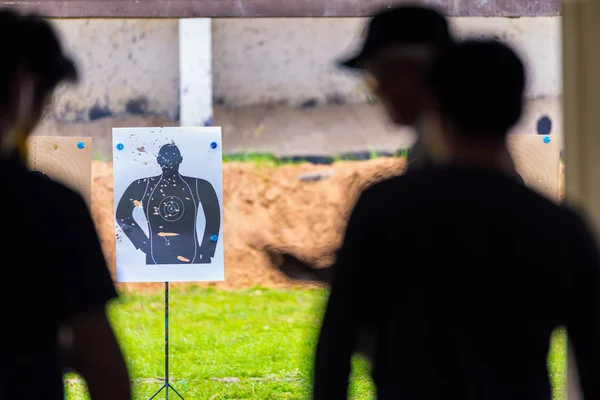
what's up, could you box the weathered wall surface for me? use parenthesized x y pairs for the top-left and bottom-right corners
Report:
(48, 16), (560, 121)
(51, 19), (180, 121)
(5, 0), (561, 18)
(212, 17), (561, 107)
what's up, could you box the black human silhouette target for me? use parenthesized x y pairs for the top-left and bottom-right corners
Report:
(116, 143), (222, 265)
(159, 196), (185, 222)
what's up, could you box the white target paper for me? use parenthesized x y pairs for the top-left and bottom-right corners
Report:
(27, 136), (92, 204)
(113, 127), (224, 283)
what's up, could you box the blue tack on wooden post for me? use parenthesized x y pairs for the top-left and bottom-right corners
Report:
(77, 141), (85, 149)
(543, 136), (551, 143)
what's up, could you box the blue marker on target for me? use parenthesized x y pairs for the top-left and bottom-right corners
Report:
(543, 136), (551, 144)
(116, 143), (124, 150)
(210, 234), (218, 242)
(210, 142), (217, 149)
(77, 141), (85, 149)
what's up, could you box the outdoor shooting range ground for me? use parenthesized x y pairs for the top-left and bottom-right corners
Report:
(93, 157), (405, 292)
(91, 158), (565, 293)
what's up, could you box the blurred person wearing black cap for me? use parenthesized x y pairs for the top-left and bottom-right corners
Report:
(264, 4), (458, 367)
(268, 3), (524, 282)
(267, 5), (455, 281)
(0, 10), (130, 400)
(313, 39), (600, 400)
(339, 4), (452, 168)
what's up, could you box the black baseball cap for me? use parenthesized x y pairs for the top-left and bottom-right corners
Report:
(338, 5), (453, 69)
(0, 9), (78, 89)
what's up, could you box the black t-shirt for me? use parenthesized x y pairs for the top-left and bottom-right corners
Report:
(406, 136), (525, 184)
(0, 157), (117, 400)
(314, 165), (600, 400)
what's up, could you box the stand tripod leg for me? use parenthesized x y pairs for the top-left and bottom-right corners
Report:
(147, 282), (184, 399)
(165, 282), (169, 400)
(148, 384), (166, 400)
(168, 383), (185, 399)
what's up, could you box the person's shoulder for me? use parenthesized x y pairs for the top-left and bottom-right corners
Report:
(361, 167), (442, 199)
(352, 175), (414, 217)
(19, 169), (89, 214)
(511, 187), (595, 243)
(19, 169), (82, 205)
(554, 203), (596, 237)
(362, 175), (409, 197)
(352, 176), (404, 209)
(11, 170), (88, 227)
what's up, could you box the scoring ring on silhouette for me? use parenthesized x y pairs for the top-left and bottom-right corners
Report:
(158, 196), (185, 222)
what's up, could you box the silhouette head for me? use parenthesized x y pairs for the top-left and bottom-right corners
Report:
(157, 144), (183, 170)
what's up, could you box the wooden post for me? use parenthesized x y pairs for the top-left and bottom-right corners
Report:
(562, 0), (600, 398)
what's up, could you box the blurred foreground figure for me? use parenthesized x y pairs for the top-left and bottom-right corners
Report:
(267, 4), (454, 283)
(313, 39), (600, 399)
(0, 10), (130, 400)
(269, 5), (524, 286)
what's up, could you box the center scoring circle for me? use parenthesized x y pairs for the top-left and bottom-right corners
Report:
(159, 196), (185, 222)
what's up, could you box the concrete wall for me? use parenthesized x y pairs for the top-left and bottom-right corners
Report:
(213, 17), (561, 107)
(48, 16), (561, 120)
(52, 19), (180, 121)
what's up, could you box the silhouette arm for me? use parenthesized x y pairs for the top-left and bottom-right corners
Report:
(115, 180), (149, 253)
(566, 214), (600, 399)
(196, 178), (221, 259)
(313, 189), (377, 400)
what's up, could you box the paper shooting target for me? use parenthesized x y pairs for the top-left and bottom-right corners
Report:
(506, 133), (560, 202)
(27, 136), (92, 204)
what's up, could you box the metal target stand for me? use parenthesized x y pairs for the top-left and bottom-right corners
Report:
(148, 282), (185, 400)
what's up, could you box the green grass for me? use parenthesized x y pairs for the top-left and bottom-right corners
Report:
(64, 288), (566, 399)
(97, 151), (409, 166)
(93, 149), (108, 161)
(222, 153), (282, 165)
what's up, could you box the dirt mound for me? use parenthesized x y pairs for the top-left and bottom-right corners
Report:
(92, 159), (565, 293)
(91, 158), (407, 293)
